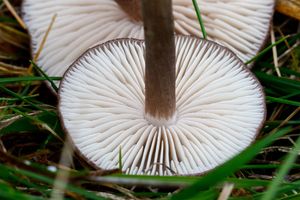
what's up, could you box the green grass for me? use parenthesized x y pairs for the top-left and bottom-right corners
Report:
(192, 0), (207, 39)
(1, 1), (300, 200)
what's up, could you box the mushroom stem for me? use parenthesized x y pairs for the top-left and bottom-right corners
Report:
(115, 0), (142, 21)
(142, 0), (176, 120)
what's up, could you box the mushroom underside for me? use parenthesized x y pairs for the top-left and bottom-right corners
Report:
(59, 36), (265, 176)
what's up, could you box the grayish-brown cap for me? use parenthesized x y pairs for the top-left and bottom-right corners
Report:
(58, 36), (266, 176)
(22, 0), (274, 88)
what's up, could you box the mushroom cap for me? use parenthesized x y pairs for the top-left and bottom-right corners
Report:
(23, 0), (274, 87)
(58, 36), (266, 176)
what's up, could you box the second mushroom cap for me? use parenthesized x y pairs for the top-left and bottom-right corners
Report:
(22, 0), (274, 88)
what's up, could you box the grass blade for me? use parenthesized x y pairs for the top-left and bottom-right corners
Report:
(261, 135), (300, 200)
(266, 96), (300, 106)
(0, 76), (61, 84)
(0, 85), (47, 112)
(171, 127), (292, 200)
(31, 61), (59, 92)
(0, 163), (105, 200)
(192, 0), (207, 39)
(246, 35), (290, 65)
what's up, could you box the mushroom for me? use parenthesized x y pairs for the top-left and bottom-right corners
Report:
(22, 0), (274, 88)
(58, 0), (266, 175)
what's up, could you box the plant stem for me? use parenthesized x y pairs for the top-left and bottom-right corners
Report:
(142, 0), (176, 120)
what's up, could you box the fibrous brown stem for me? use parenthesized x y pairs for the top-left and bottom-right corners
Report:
(116, 0), (142, 21)
(142, 0), (176, 120)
